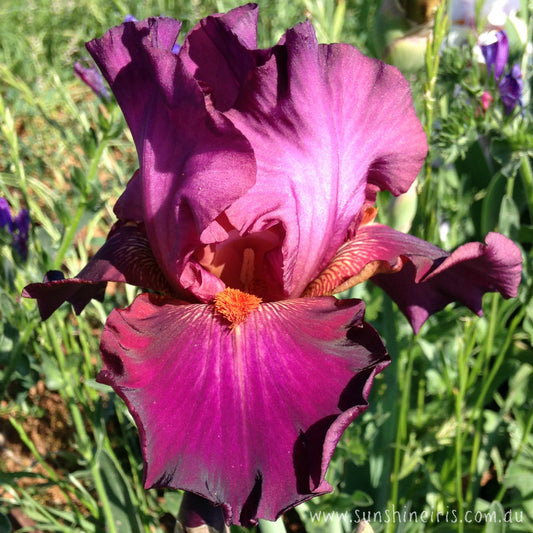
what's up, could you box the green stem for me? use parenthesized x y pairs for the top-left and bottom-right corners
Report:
(53, 199), (86, 269)
(472, 308), (524, 418)
(377, 296), (399, 525)
(494, 408), (533, 502)
(454, 318), (474, 533)
(387, 341), (414, 533)
(420, 0), (448, 241)
(465, 295), (497, 505)
(519, 153), (533, 222)
(52, 138), (108, 270)
(466, 304), (524, 505)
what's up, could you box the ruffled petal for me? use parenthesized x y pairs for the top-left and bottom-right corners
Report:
(88, 18), (257, 299)
(98, 293), (389, 525)
(180, 4), (259, 111)
(217, 21), (427, 296)
(307, 224), (521, 332)
(86, 17), (182, 154)
(23, 270), (106, 321)
(22, 224), (175, 320)
(374, 232), (521, 332)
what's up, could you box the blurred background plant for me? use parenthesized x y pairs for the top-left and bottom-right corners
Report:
(0, 0), (531, 532)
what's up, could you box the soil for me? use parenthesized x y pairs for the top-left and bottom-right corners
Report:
(0, 380), (73, 531)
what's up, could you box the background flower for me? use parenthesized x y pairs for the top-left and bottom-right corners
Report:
(0, 197), (30, 261)
(499, 62), (524, 113)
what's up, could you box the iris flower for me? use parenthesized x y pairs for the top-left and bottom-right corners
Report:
(499, 63), (524, 114)
(23, 4), (522, 526)
(480, 30), (509, 80)
(74, 61), (110, 100)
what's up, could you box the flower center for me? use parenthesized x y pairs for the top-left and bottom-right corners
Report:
(195, 220), (284, 301)
(214, 288), (262, 328)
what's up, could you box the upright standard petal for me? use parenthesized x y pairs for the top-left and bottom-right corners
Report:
(306, 224), (521, 332)
(88, 18), (258, 299)
(180, 4), (260, 111)
(98, 293), (389, 525)
(86, 17), (183, 153)
(214, 21), (428, 296)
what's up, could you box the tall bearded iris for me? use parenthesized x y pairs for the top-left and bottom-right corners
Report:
(23, 4), (522, 527)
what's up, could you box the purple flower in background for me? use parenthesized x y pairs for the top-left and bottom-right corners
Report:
(73, 61), (109, 100)
(480, 30), (509, 79)
(12, 209), (30, 260)
(23, 5), (522, 526)
(0, 198), (13, 231)
(499, 63), (523, 114)
(124, 14), (138, 22)
(1, 198), (30, 260)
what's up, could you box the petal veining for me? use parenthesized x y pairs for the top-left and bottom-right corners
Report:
(98, 293), (389, 525)
(22, 224), (175, 319)
(219, 21), (427, 296)
(310, 224), (522, 332)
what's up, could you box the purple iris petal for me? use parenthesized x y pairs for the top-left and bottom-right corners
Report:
(113, 170), (143, 223)
(87, 6), (427, 303)
(499, 63), (523, 114)
(179, 7), (429, 298)
(98, 293), (389, 525)
(22, 223), (177, 319)
(0, 198), (13, 232)
(1, 200), (30, 260)
(124, 14), (138, 22)
(305, 224), (521, 332)
(480, 30), (509, 80)
(73, 61), (110, 100)
(364, 226), (520, 332)
(87, 17), (257, 299)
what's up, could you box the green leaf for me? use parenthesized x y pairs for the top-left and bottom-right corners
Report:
(498, 195), (520, 236)
(481, 173), (506, 235)
(485, 501), (505, 533)
(455, 139), (494, 190)
(97, 449), (144, 533)
(491, 139), (522, 179)
(0, 512), (12, 533)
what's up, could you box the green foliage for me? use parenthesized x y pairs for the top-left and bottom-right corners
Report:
(1, 1), (532, 533)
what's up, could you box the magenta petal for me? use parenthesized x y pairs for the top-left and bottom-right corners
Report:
(23, 271), (106, 321)
(113, 170), (143, 223)
(22, 224), (174, 319)
(88, 17), (257, 298)
(180, 4), (259, 111)
(86, 18), (182, 154)
(355, 226), (523, 332)
(220, 21), (427, 296)
(98, 293), (389, 525)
